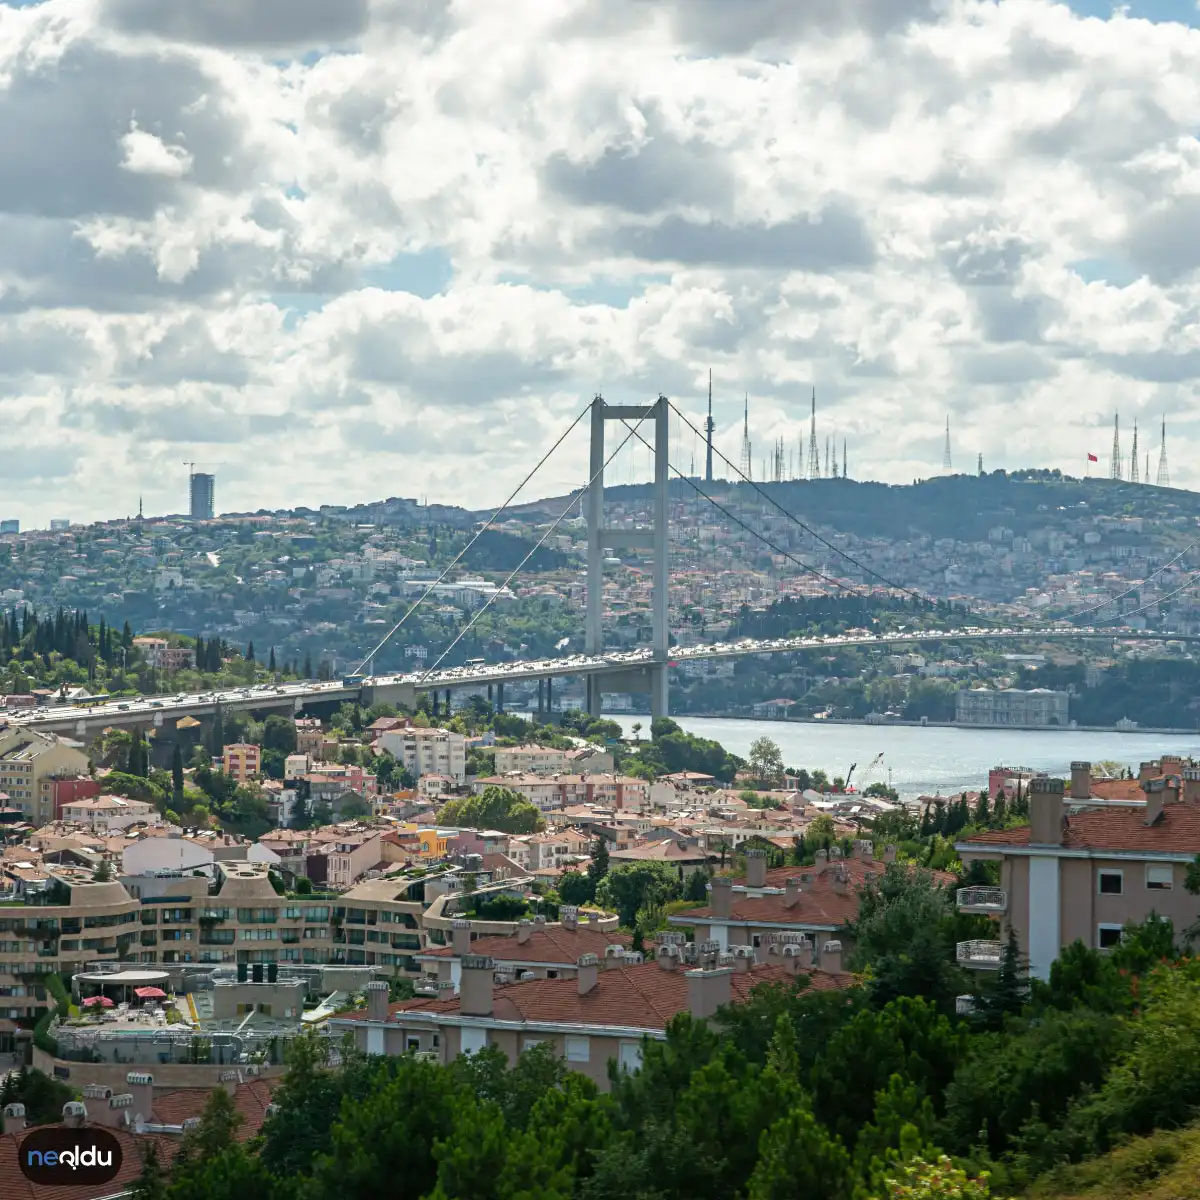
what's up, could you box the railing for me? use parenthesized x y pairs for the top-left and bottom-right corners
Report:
(956, 940), (1003, 968)
(956, 887), (1008, 913)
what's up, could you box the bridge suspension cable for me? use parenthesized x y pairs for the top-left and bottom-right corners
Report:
(1064, 536), (1200, 623)
(420, 406), (657, 680)
(616, 418), (878, 599)
(352, 399), (593, 675)
(1095, 566), (1200, 624)
(668, 401), (932, 604)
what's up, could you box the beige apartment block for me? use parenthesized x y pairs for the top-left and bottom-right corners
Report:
(956, 775), (1200, 979)
(0, 728), (91, 824)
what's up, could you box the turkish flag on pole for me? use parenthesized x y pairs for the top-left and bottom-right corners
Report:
(1087, 453), (1099, 462)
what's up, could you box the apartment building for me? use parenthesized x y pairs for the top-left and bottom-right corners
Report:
(222, 742), (261, 783)
(330, 938), (851, 1089)
(379, 727), (467, 784)
(325, 832), (383, 889)
(494, 746), (571, 775)
(415, 909), (625, 990)
(668, 847), (880, 968)
(294, 718), (324, 757)
(0, 875), (142, 1020)
(956, 775), (1200, 980)
(61, 795), (158, 833)
(473, 773), (650, 813)
(131, 637), (195, 672)
(0, 727), (91, 824)
(955, 687), (1070, 727)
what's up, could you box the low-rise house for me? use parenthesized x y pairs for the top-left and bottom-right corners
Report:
(61, 794), (159, 833)
(331, 936), (852, 1089)
(415, 908), (625, 990)
(222, 742), (261, 783)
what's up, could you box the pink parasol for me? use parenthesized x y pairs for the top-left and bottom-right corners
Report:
(82, 995), (114, 1008)
(133, 987), (167, 999)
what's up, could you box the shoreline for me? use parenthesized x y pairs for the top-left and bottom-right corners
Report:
(603, 712), (1197, 736)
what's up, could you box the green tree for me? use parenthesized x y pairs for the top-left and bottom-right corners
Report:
(596, 862), (681, 928)
(748, 736), (785, 786)
(171, 742), (185, 806)
(746, 1104), (854, 1200)
(847, 862), (964, 1014)
(558, 870), (594, 906)
(586, 836), (610, 893)
(877, 1156), (1002, 1200)
(439, 786), (545, 834)
(263, 715), (298, 755)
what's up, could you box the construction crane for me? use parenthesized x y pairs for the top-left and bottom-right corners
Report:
(847, 752), (885, 795)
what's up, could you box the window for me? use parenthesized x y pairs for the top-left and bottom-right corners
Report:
(521, 1036), (545, 1052)
(1098, 925), (1123, 950)
(406, 1037), (421, 1052)
(565, 1036), (590, 1064)
(1097, 870), (1123, 895)
(619, 1042), (643, 1072)
(1146, 865), (1174, 891)
(545, 970), (558, 980)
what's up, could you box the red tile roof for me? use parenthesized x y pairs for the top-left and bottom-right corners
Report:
(420, 923), (628, 965)
(0, 1080), (277, 1200)
(1078, 779), (1146, 802)
(959, 803), (1200, 854)
(342, 959), (852, 1032)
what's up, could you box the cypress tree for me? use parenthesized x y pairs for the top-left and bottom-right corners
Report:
(246, 641), (255, 663)
(268, 646), (276, 672)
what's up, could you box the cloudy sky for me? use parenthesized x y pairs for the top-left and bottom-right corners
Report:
(1, 0), (1199, 527)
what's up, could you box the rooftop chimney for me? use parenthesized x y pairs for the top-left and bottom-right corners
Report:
(782, 877), (801, 909)
(94, 1094), (133, 1129)
(365, 980), (389, 1022)
(125, 1072), (154, 1125)
(560, 905), (578, 932)
(459, 954), (495, 1017)
(1029, 777), (1066, 845)
(780, 945), (807, 976)
(62, 1102), (88, 1129)
(1144, 777), (1166, 826)
(516, 919), (533, 945)
(1184, 766), (1200, 805)
(710, 876), (733, 920)
(744, 849), (767, 888)
(2, 1103), (26, 1134)
(852, 839), (873, 859)
(658, 943), (681, 971)
(883, 844), (897, 863)
(797, 936), (813, 970)
(696, 938), (721, 968)
(821, 939), (844, 974)
(603, 944), (626, 970)
(686, 966), (733, 1020)
(1070, 761), (1092, 801)
(451, 919), (472, 956)
(534, 914), (546, 927)
(732, 945), (755, 974)
(218, 1070), (241, 1096)
(577, 952), (599, 994)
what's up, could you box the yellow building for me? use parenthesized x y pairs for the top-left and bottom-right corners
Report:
(0, 727), (91, 825)
(417, 828), (449, 860)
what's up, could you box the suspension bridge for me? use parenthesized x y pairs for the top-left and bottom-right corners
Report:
(10, 395), (1198, 738)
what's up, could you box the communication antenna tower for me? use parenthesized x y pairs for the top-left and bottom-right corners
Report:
(1110, 413), (1122, 480)
(739, 392), (753, 480)
(1157, 416), (1170, 487)
(942, 416), (952, 471)
(1130, 421), (1140, 483)
(807, 388), (820, 480)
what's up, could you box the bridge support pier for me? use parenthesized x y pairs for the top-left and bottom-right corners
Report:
(586, 392), (672, 717)
(650, 664), (668, 721)
(536, 679), (545, 720)
(496, 682), (505, 713)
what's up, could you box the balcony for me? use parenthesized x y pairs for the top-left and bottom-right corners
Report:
(956, 887), (1007, 915)
(957, 940), (1003, 969)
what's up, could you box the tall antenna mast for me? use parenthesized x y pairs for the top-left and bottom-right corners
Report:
(825, 435), (830, 477)
(942, 416), (952, 471)
(807, 388), (820, 480)
(704, 368), (715, 484)
(1110, 412), (1122, 480)
(1157, 416), (1170, 486)
(977, 452), (983, 476)
(842, 438), (847, 481)
(739, 392), (753, 480)
(1130, 421), (1140, 483)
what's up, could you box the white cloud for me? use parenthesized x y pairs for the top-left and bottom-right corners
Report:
(119, 122), (194, 179)
(1, 0), (1199, 525)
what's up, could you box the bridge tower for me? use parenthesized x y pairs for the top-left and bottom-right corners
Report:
(586, 394), (670, 719)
